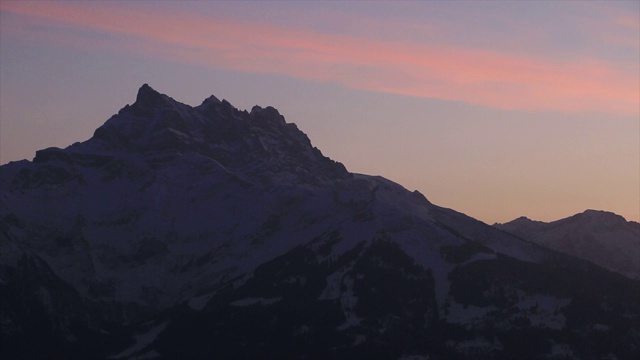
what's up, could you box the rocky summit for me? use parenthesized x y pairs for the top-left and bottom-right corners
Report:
(1, 85), (639, 359)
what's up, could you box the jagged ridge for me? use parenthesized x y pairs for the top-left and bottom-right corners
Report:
(35, 84), (348, 185)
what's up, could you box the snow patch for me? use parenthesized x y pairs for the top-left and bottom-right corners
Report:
(187, 293), (214, 311)
(514, 295), (569, 330)
(230, 297), (282, 306)
(447, 337), (502, 354)
(462, 252), (497, 264)
(549, 343), (574, 357)
(319, 269), (348, 300)
(446, 302), (498, 325)
(107, 322), (167, 359)
(398, 356), (431, 360)
(352, 334), (366, 346)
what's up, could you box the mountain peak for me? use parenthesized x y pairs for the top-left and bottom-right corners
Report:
(200, 94), (221, 106)
(250, 105), (287, 126)
(495, 209), (640, 279)
(580, 209), (623, 218)
(494, 216), (537, 227)
(568, 209), (627, 226)
(134, 83), (164, 107)
(60, 85), (349, 184)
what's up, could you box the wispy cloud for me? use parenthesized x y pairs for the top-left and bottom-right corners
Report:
(2, 1), (637, 115)
(616, 15), (640, 32)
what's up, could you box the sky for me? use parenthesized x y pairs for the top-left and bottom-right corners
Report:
(1, 0), (638, 224)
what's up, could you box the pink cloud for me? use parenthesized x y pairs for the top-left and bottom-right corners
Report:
(2, 1), (638, 115)
(616, 15), (640, 32)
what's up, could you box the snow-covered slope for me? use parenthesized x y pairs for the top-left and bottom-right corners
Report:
(2, 85), (639, 359)
(495, 210), (640, 279)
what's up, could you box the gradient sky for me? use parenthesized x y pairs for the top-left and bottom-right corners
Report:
(1, 1), (638, 224)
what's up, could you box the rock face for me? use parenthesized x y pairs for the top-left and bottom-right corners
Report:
(1, 85), (639, 360)
(495, 210), (640, 279)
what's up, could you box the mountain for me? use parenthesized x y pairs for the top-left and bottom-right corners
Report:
(1, 85), (639, 360)
(495, 210), (640, 279)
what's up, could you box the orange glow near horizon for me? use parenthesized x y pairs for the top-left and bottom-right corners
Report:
(3, 1), (638, 116)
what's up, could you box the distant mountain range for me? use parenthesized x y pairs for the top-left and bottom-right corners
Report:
(1, 85), (638, 359)
(495, 210), (640, 279)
